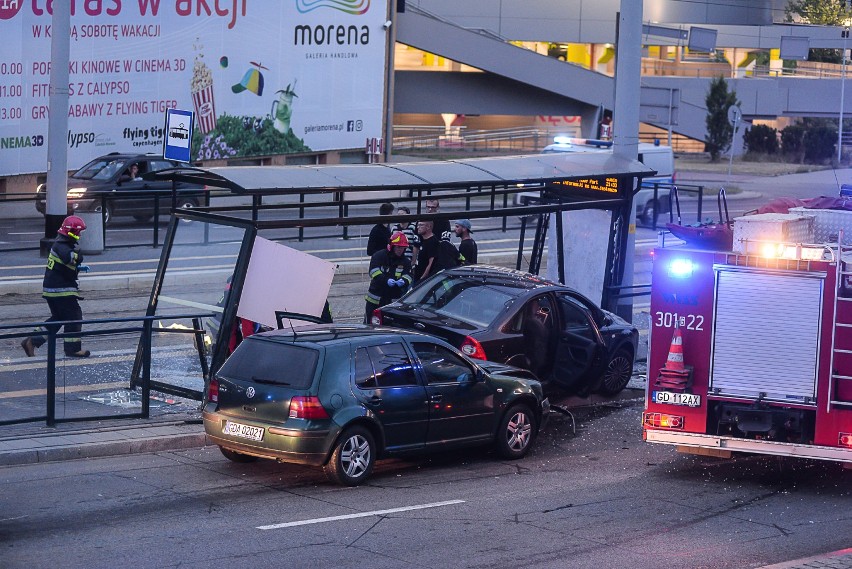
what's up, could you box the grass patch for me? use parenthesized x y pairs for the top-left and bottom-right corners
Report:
(676, 154), (831, 176)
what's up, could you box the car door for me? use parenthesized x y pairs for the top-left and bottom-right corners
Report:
(350, 342), (428, 453)
(409, 341), (494, 447)
(551, 293), (604, 391)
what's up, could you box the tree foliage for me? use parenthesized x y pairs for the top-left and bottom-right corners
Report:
(785, 0), (848, 25)
(704, 76), (740, 162)
(743, 124), (779, 155)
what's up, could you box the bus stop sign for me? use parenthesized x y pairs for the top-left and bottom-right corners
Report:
(163, 108), (194, 163)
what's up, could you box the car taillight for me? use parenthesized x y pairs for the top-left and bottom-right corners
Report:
(208, 377), (219, 403)
(840, 433), (852, 448)
(289, 396), (330, 420)
(370, 308), (383, 326)
(460, 336), (487, 360)
(643, 412), (684, 429)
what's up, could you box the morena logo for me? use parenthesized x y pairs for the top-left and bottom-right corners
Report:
(0, 0), (24, 20)
(296, 0), (370, 15)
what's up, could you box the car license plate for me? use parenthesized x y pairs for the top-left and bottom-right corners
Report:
(653, 391), (701, 408)
(223, 420), (264, 441)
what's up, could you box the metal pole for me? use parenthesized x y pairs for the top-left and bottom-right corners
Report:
(839, 27), (848, 164)
(41, 3), (71, 257)
(383, 0), (398, 163)
(612, 0), (643, 323)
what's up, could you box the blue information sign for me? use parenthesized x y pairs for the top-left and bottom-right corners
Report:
(163, 109), (194, 163)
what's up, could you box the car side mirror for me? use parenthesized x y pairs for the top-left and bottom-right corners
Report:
(459, 371), (479, 384)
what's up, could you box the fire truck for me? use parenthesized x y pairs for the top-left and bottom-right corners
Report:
(643, 229), (852, 464)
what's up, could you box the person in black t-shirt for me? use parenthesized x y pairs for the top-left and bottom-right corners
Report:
(415, 220), (439, 282)
(366, 202), (395, 256)
(454, 219), (477, 265)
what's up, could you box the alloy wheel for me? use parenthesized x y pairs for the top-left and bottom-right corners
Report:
(340, 434), (372, 478)
(505, 410), (532, 452)
(601, 352), (633, 395)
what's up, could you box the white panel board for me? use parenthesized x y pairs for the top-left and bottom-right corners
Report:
(546, 209), (610, 305)
(711, 270), (823, 401)
(238, 237), (335, 329)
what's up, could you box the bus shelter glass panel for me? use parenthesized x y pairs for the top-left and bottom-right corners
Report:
(148, 220), (248, 399)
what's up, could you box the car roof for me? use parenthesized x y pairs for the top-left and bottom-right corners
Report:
(438, 264), (560, 291)
(89, 153), (171, 162)
(250, 323), (439, 347)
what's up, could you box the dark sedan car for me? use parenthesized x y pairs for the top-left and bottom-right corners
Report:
(371, 266), (638, 396)
(203, 324), (549, 486)
(36, 152), (204, 225)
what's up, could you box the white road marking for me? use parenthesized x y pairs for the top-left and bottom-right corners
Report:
(256, 499), (466, 530)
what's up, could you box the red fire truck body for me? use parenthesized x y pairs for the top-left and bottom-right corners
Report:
(643, 245), (852, 463)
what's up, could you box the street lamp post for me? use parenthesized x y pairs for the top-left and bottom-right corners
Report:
(839, 26), (849, 164)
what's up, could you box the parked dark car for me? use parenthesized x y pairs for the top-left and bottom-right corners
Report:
(203, 324), (549, 486)
(371, 266), (638, 397)
(35, 152), (204, 225)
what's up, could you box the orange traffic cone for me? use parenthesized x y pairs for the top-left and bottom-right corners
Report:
(655, 324), (692, 390)
(661, 325), (685, 374)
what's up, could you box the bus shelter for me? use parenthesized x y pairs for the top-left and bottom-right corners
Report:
(135, 152), (653, 400)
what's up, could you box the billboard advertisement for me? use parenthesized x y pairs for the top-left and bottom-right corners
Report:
(0, 0), (389, 176)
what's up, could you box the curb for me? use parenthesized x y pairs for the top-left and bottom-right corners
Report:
(0, 423), (209, 466)
(757, 549), (852, 569)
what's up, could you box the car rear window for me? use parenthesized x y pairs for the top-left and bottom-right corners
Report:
(402, 275), (516, 327)
(218, 338), (319, 389)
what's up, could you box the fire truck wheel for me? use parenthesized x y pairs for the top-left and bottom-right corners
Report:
(598, 348), (634, 396)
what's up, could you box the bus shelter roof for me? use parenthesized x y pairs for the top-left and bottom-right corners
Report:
(151, 152), (654, 193)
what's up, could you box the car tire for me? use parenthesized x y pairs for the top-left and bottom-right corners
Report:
(133, 214), (153, 222)
(640, 200), (658, 226)
(175, 197), (198, 223)
(98, 202), (114, 226)
(219, 446), (258, 463)
(495, 403), (536, 460)
(598, 348), (634, 396)
(323, 426), (376, 486)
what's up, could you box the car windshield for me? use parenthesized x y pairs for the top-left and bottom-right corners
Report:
(72, 158), (126, 181)
(402, 274), (517, 327)
(218, 339), (319, 389)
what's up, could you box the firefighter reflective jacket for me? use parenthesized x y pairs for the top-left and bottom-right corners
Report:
(365, 249), (413, 306)
(43, 235), (83, 298)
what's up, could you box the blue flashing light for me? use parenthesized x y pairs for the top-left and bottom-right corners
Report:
(553, 135), (573, 145)
(668, 259), (694, 278)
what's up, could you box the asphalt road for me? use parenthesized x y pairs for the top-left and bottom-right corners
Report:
(2, 401), (850, 569)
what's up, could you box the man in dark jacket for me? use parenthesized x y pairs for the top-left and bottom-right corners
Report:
(365, 232), (413, 324)
(22, 215), (92, 358)
(366, 202), (395, 256)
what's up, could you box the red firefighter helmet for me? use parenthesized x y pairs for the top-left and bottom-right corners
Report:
(388, 231), (409, 250)
(57, 215), (87, 240)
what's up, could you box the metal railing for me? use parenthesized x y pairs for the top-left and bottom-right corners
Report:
(0, 312), (211, 427)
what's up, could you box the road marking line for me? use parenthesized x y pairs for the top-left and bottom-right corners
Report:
(0, 381), (128, 399)
(256, 499), (466, 530)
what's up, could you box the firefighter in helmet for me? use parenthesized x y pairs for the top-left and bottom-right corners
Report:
(365, 231), (413, 324)
(21, 215), (92, 358)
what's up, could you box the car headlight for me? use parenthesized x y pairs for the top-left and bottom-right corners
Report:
(36, 183), (45, 194)
(67, 187), (87, 198)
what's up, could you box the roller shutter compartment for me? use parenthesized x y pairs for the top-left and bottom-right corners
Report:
(710, 269), (824, 402)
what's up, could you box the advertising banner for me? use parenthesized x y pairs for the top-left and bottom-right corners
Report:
(0, 0), (389, 176)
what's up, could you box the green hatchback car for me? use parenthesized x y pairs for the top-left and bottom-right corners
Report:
(203, 324), (549, 486)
